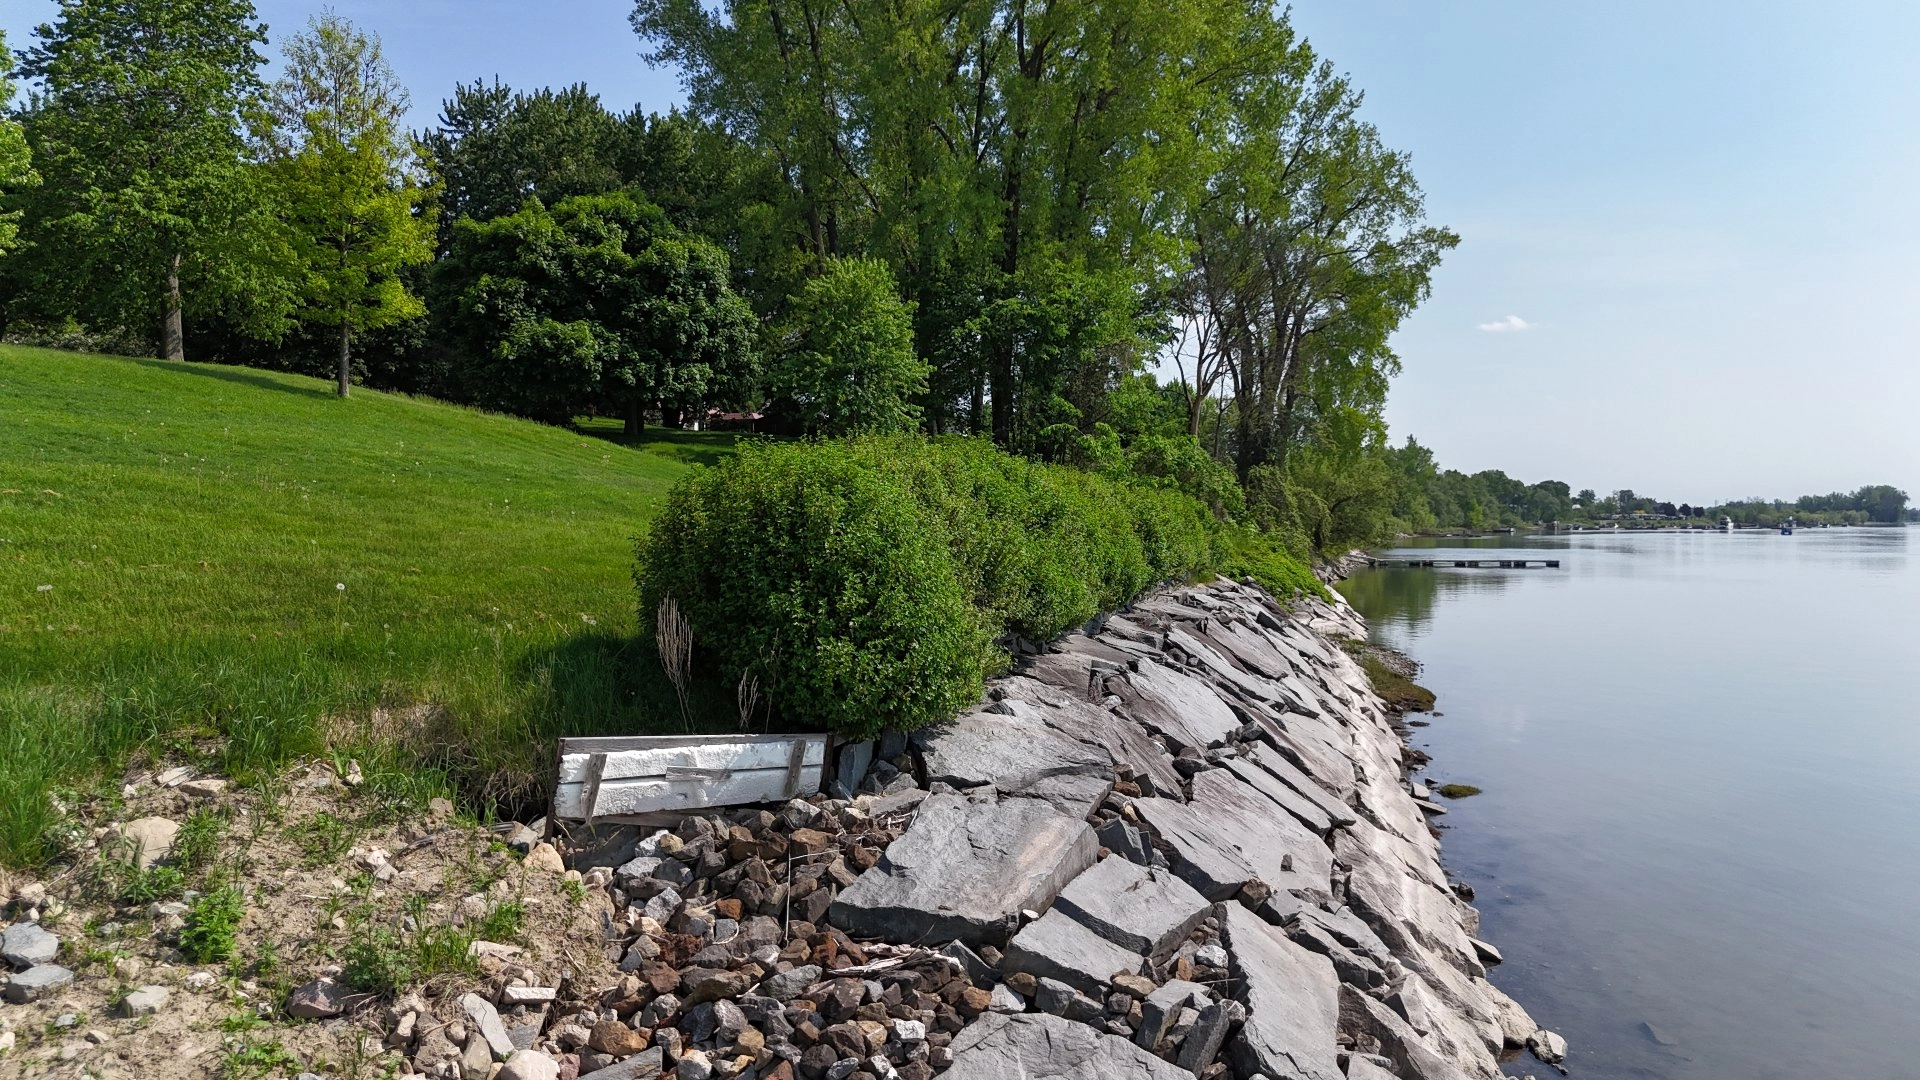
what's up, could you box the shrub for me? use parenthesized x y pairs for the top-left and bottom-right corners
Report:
(636, 435), (1322, 738)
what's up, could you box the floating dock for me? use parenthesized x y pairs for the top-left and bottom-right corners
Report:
(1366, 558), (1561, 569)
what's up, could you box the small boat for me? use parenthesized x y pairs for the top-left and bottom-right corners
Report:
(1780, 518), (1795, 535)
(1720, 516), (1734, 533)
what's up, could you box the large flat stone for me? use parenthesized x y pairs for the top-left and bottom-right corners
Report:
(829, 794), (1097, 948)
(1338, 984), (1474, 1080)
(1222, 905), (1342, 1080)
(1240, 744), (1358, 829)
(1002, 770), (1114, 820)
(917, 707), (1111, 792)
(997, 676), (1184, 797)
(1109, 659), (1242, 751)
(945, 1010), (1197, 1080)
(1051, 855), (1211, 959)
(1222, 756), (1335, 836)
(1132, 770), (1332, 901)
(3, 963), (74, 1003)
(2, 923), (59, 969)
(1001, 909), (1146, 997)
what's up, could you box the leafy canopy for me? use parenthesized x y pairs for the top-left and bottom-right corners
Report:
(14, 0), (294, 354)
(768, 257), (928, 436)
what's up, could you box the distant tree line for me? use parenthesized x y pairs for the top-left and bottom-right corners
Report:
(0, 0), (1461, 557)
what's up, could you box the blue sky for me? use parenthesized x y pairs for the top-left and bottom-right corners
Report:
(6, 1), (1916, 502)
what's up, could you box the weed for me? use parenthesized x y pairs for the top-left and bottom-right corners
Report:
(558, 876), (587, 904)
(1436, 783), (1483, 799)
(219, 1011), (268, 1034)
(301, 813), (354, 867)
(172, 807), (228, 875)
(473, 898), (524, 943)
(340, 924), (414, 997)
(121, 864), (185, 904)
(180, 885), (245, 964)
(221, 1037), (301, 1079)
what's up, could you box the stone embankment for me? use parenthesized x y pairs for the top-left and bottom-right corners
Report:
(517, 578), (1558, 1080)
(1, 577), (1558, 1080)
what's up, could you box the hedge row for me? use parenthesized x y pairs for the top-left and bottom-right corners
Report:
(634, 435), (1322, 739)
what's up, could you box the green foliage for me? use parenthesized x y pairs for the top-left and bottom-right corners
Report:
(636, 435), (1317, 738)
(1436, 784), (1482, 799)
(435, 191), (757, 425)
(768, 258), (927, 435)
(340, 894), (491, 996)
(11, 0), (295, 356)
(0, 31), (36, 258)
(1248, 449), (1398, 555)
(220, 1038), (301, 1080)
(173, 808), (228, 874)
(264, 13), (434, 395)
(122, 864), (186, 904)
(180, 885), (245, 964)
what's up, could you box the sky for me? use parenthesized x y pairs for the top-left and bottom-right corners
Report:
(4, 1), (1916, 503)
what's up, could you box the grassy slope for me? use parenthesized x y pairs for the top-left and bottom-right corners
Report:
(0, 346), (731, 863)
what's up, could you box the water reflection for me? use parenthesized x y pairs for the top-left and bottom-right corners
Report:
(1335, 527), (1917, 1080)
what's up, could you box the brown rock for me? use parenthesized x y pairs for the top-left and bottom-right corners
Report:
(1111, 973), (1156, 999)
(1173, 956), (1195, 982)
(641, 965), (681, 996)
(958, 987), (993, 1017)
(682, 968), (753, 1004)
(588, 1018), (648, 1058)
(789, 828), (833, 855)
(763, 1062), (794, 1080)
(1003, 972), (1038, 997)
(847, 845), (879, 871)
(712, 898), (743, 921)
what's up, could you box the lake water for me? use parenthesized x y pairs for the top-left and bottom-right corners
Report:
(1337, 528), (1920, 1080)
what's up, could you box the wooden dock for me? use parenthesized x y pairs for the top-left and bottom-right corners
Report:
(1366, 558), (1561, 569)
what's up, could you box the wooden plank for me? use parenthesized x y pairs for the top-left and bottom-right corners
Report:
(555, 739), (826, 785)
(553, 733), (830, 820)
(554, 764), (824, 818)
(783, 738), (807, 800)
(580, 752), (609, 823)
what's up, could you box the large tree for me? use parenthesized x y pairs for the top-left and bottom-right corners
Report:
(265, 13), (434, 397)
(0, 31), (38, 258)
(435, 191), (758, 428)
(767, 257), (926, 435)
(16, 0), (292, 358)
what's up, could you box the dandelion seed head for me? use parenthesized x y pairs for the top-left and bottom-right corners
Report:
(336, 583), (346, 591)
(36, 584), (52, 592)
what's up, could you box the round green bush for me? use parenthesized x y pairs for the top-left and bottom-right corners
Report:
(636, 440), (995, 740)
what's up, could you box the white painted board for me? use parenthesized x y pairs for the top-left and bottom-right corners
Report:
(553, 734), (828, 820)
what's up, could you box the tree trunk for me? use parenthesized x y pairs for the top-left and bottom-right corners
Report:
(625, 393), (645, 438)
(161, 254), (185, 361)
(336, 321), (352, 398)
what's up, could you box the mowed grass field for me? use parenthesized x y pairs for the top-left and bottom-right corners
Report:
(0, 345), (734, 865)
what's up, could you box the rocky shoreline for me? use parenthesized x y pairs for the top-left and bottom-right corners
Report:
(0, 576), (1560, 1080)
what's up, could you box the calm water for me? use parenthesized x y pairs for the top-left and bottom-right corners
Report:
(1338, 528), (1920, 1080)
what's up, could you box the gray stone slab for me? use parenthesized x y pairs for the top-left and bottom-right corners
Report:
(829, 794), (1098, 948)
(1240, 744), (1358, 828)
(945, 1011), (1198, 1080)
(1198, 619), (1298, 680)
(1132, 771), (1332, 902)
(1222, 756), (1334, 836)
(1096, 818), (1153, 865)
(1135, 979), (1210, 1050)
(1001, 909), (1146, 997)
(2, 923), (59, 969)
(1051, 855), (1211, 960)
(1338, 984), (1473, 1080)
(1002, 770), (1114, 820)
(461, 992), (516, 1060)
(917, 708), (1111, 792)
(3, 963), (74, 1003)
(1249, 716), (1355, 798)
(997, 676), (1183, 797)
(579, 1046), (665, 1080)
(1109, 659), (1242, 751)
(1222, 904), (1342, 1080)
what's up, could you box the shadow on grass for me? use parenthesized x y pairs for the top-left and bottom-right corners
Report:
(127, 357), (337, 400)
(573, 420), (745, 468)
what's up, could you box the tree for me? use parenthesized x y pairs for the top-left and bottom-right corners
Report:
(265, 13), (434, 397)
(768, 258), (927, 435)
(0, 31), (38, 258)
(422, 80), (626, 230)
(435, 191), (757, 427)
(16, 0), (292, 358)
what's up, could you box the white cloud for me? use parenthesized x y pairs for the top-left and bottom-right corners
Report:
(1478, 315), (1532, 333)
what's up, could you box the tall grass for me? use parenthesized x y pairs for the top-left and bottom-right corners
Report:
(0, 346), (734, 865)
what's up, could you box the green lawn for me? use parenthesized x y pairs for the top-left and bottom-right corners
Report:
(0, 346), (733, 864)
